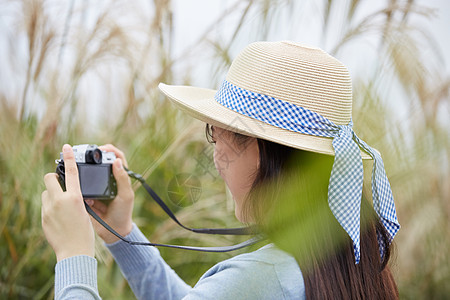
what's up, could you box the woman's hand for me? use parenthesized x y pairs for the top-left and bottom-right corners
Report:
(85, 144), (134, 244)
(41, 144), (95, 261)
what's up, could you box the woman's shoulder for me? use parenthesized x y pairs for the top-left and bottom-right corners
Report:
(190, 244), (305, 300)
(230, 243), (298, 265)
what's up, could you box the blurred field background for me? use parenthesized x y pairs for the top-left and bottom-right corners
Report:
(0, 0), (449, 299)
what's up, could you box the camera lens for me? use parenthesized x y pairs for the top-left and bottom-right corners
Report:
(93, 149), (102, 163)
(86, 149), (102, 164)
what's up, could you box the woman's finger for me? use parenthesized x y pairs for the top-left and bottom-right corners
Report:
(86, 199), (108, 215)
(44, 173), (62, 198)
(112, 159), (133, 200)
(62, 144), (81, 194)
(41, 190), (49, 207)
(98, 144), (128, 167)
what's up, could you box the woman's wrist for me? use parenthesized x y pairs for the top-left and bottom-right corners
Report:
(56, 247), (95, 262)
(100, 222), (133, 244)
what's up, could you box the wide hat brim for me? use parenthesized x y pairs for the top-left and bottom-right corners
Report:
(159, 83), (372, 160)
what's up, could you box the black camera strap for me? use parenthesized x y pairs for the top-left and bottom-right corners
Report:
(85, 167), (264, 252)
(85, 202), (262, 252)
(124, 167), (258, 235)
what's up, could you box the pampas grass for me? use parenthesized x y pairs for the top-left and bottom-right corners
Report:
(0, 0), (448, 298)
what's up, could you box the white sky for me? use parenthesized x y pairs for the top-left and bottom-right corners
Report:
(170, 0), (450, 84)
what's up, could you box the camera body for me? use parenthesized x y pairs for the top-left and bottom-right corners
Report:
(56, 144), (117, 200)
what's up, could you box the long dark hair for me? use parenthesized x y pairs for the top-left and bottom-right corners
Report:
(206, 124), (398, 299)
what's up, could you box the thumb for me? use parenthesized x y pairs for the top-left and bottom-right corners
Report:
(113, 159), (133, 200)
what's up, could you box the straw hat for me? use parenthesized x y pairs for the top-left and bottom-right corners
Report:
(159, 41), (371, 159)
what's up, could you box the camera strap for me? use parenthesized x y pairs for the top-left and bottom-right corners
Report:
(85, 202), (262, 252)
(124, 167), (258, 235)
(85, 167), (264, 252)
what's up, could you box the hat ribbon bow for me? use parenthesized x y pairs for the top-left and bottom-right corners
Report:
(215, 80), (400, 264)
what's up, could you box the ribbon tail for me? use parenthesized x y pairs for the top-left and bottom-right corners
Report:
(354, 136), (401, 258)
(328, 126), (364, 264)
(371, 150), (401, 242)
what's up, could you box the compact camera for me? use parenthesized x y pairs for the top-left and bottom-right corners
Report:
(56, 144), (117, 200)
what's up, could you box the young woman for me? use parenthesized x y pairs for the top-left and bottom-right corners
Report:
(42, 41), (400, 299)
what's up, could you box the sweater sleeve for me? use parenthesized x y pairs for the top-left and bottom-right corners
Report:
(105, 224), (192, 300)
(55, 255), (101, 300)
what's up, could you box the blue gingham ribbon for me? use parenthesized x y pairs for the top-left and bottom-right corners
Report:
(215, 80), (400, 264)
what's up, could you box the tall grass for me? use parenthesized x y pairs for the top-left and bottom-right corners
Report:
(0, 0), (448, 299)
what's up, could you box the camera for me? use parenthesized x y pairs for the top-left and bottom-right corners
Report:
(56, 144), (117, 200)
